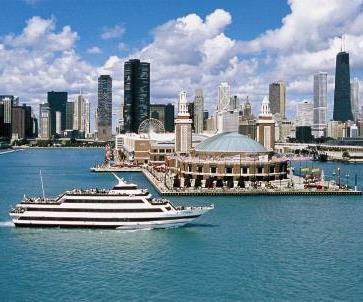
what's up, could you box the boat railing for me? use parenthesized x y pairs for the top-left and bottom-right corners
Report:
(150, 198), (169, 205)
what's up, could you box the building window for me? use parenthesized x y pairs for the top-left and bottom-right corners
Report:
(257, 167), (263, 174)
(197, 165), (203, 173)
(241, 167), (248, 174)
(188, 165), (192, 172)
(269, 166), (275, 173)
(210, 166), (217, 173)
(225, 166), (233, 174)
(159, 149), (165, 153)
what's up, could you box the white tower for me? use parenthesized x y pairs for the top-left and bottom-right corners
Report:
(312, 72), (327, 138)
(256, 96), (275, 150)
(175, 91), (192, 154)
(218, 82), (231, 111)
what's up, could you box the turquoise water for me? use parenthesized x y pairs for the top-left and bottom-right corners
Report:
(1, 149), (363, 301)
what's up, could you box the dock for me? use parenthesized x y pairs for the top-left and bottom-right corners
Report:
(90, 165), (362, 196)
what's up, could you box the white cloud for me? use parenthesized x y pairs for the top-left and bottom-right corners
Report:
(3, 2), (363, 123)
(101, 25), (125, 39)
(0, 16), (97, 113)
(87, 46), (102, 54)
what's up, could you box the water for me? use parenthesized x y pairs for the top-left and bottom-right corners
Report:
(0, 149), (362, 301)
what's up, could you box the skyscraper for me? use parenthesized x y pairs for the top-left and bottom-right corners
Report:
(218, 82), (230, 111)
(124, 59), (150, 133)
(351, 77), (360, 121)
(312, 72), (327, 138)
(65, 101), (74, 130)
(296, 100), (313, 126)
(40, 103), (51, 139)
(97, 75), (112, 140)
(47, 91), (67, 135)
(194, 89), (204, 134)
(73, 94), (91, 135)
(0, 96), (13, 139)
(269, 81), (286, 118)
(333, 51), (353, 121)
(165, 103), (175, 132)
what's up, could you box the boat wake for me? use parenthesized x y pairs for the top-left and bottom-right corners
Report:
(0, 221), (15, 227)
(117, 227), (153, 233)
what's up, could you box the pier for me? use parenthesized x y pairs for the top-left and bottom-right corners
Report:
(90, 165), (362, 196)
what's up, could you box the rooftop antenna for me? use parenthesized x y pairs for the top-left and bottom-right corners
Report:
(340, 34), (345, 52)
(40, 170), (45, 200)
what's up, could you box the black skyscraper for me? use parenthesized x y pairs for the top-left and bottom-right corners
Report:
(47, 91), (67, 135)
(333, 51), (353, 121)
(124, 59), (150, 133)
(97, 75), (112, 140)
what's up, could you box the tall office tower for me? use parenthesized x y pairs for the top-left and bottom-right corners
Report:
(47, 91), (67, 135)
(269, 81), (286, 118)
(97, 75), (112, 140)
(0, 96), (14, 139)
(312, 72), (327, 138)
(333, 51), (353, 121)
(150, 104), (166, 123)
(194, 89), (204, 134)
(230, 95), (240, 111)
(40, 103), (51, 139)
(351, 77), (360, 121)
(175, 91), (192, 154)
(73, 94), (90, 135)
(124, 59), (150, 133)
(65, 102), (74, 130)
(296, 100), (313, 126)
(218, 82), (230, 111)
(165, 103), (175, 132)
(11, 106), (25, 139)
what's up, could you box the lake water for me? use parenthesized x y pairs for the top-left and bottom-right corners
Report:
(0, 149), (362, 301)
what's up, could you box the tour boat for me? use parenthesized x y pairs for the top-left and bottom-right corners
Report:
(9, 173), (213, 229)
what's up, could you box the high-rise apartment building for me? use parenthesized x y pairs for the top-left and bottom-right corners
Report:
(351, 77), (360, 121)
(47, 91), (67, 135)
(97, 75), (112, 140)
(194, 89), (204, 134)
(124, 59), (150, 133)
(312, 72), (327, 138)
(333, 51), (353, 121)
(269, 81), (286, 118)
(149, 103), (174, 132)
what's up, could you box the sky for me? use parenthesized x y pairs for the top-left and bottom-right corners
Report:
(1, 0), (363, 125)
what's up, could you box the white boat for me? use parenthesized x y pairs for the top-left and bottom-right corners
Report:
(9, 173), (213, 230)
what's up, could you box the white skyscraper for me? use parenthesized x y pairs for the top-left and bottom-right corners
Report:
(218, 82), (230, 111)
(194, 89), (204, 134)
(312, 72), (327, 138)
(351, 77), (360, 121)
(73, 94), (91, 136)
(296, 100), (313, 126)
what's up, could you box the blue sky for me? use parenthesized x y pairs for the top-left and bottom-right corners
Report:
(0, 0), (362, 123)
(1, 0), (289, 64)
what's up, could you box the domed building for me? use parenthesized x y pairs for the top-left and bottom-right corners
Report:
(166, 132), (289, 188)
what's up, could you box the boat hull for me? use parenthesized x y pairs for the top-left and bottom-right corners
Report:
(12, 216), (200, 230)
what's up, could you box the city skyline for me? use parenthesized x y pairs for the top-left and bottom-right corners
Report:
(1, 1), (363, 121)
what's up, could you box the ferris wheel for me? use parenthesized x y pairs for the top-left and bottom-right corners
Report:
(138, 118), (165, 134)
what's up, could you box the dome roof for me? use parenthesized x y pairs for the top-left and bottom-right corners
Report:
(194, 132), (268, 153)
